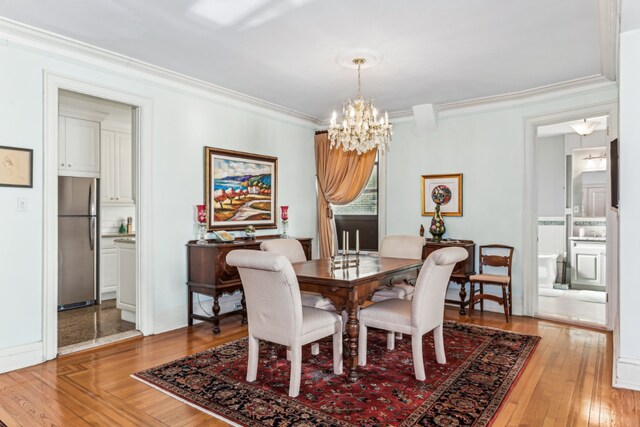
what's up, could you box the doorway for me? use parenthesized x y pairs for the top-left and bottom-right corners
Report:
(56, 90), (141, 353)
(523, 103), (618, 330)
(43, 73), (154, 360)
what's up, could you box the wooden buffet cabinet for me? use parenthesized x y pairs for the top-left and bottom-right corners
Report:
(422, 239), (476, 314)
(186, 236), (312, 334)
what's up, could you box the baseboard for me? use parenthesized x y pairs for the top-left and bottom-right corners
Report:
(101, 291), (116, 301)
(0, 342), (44, 374)
(154, 292), (243, 334)
(614, 357), (640, 390)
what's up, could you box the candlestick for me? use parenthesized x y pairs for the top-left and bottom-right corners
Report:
(330, 234), (334, 257)
(343, 231), (346, 254)
(356, 230), (359, 253)
(346, 231), (349, 255)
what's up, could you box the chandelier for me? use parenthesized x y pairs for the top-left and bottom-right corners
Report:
(328, 58), (392, 154)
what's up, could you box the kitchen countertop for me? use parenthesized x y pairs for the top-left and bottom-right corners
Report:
(114, 238), (136, 244)
(102, 233), (135, 238)
(569, 236), (606, 242)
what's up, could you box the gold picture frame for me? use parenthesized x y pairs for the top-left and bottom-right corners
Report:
(0, 146), (33, 188)
(421, 173), (463, 216)
(204, 147), (278, 231)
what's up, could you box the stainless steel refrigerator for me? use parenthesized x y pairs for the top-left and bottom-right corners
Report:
(58, 176), (98, 310)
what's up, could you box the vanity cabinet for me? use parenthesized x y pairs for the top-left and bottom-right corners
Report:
(571, 241), (606, 288)
(58, 116), (100, 177)
(101, 129), (134, 206)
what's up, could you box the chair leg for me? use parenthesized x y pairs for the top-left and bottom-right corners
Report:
(433, 324), (446, 364)
(246, 335), (259, 382)
(480, 283), (484, 312)
(286, 348), (291, 361)
(502, 285), (509, 322)
(288, 345), (302, 397)
(396, 333), (403, 340)
(508, 282), (513, 316)
(411, 333), (426, 381)
(358, 322), (368, 366)
(469, 282), (475, 313)
(311, 343), (319, 356)
(333, 325), (343, 375)
(387, 332), (395, 350)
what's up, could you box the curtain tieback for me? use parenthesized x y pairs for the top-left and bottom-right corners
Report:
(326, 206), (333, 219)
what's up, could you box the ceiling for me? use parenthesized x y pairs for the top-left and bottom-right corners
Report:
(0, 0), (606, 121)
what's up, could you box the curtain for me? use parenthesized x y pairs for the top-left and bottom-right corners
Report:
(315, 132), (377, 258)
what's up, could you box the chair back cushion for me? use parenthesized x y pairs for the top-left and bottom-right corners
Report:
(226, 250), (302, 344)
(412, 247), (469, 329)
(260, 239), (307, 263)
(380, 235), (425, 259)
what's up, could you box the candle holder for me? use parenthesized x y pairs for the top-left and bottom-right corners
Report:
(281, 205), (289, 238)
(195, 204), (208, 244)
(330, 229), (361, 270)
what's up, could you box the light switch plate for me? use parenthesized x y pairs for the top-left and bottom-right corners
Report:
(17, 197), (28, 212)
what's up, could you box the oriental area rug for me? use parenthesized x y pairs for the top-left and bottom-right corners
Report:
(133, 322), (539, 426)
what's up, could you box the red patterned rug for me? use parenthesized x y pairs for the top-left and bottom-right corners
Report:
(134, 321), (539, 426)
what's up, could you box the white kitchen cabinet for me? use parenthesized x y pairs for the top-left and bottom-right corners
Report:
(100, 237), (118, 298)
(101, 129), (134, 206)
(58, 116), (100, 177)
(571, 241), (606, 288)
(116, 239), (136, 323)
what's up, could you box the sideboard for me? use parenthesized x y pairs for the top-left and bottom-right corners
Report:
(186, 236), (312, 333)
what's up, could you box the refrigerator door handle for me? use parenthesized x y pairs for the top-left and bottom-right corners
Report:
(89, 180), (96, 216)
(89, 217), (96, 251)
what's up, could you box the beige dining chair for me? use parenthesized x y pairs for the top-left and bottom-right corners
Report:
(358, 247), (468, 381)
(260, 239), (334, 310)
(371, 235), (426, 302)
(226, 250), (343, 397)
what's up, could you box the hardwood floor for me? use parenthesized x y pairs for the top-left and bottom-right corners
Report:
(0, 309), (638, 426)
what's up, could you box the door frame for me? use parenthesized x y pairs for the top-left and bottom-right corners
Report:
(522, 101), (618, 330)
(43, 72), (155, 360)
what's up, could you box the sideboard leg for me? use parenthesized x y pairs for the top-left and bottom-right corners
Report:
(458, 282), (467, 315)
(212, 294), (221, 334)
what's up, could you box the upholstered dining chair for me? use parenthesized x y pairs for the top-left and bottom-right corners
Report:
(260, 239), (334, 310)
(358, 247), (468, 381)
(226, 250), (343, 397)
(469, 244), (515, 322)
(371, 235), (426, 302)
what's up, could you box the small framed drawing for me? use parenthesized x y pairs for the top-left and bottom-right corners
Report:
(204, 147), (278, 231)
(0, 146), (33, 188)
(421, 173), (463, 216)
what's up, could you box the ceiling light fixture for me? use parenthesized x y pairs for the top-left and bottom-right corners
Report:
(329, 58), (392, 154)
(570, 118), (599, 136)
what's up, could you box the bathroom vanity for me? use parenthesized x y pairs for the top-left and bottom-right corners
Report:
(570, 237), (606, 289)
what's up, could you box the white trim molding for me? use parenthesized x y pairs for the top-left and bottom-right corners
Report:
(0, 342), (43, 374)
(43, 72), (155, 361)
(615, 357), (640, 391)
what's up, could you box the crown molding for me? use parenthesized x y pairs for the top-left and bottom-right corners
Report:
(388, 75), (616, 121)
(0, 17), (322, 126)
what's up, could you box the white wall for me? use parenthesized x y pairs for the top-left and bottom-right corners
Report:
(616, 23), (640, 388)
(0, 32), (317, 356)
(386, 86), (618, 315)
(536, 135), (565, 217)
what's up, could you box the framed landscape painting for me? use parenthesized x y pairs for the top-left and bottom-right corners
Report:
(421, 173), (463, 216)
(0, 146), (33, 188)
(204, 147), (277, 230)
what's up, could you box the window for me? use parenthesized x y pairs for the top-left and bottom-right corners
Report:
(334, 159), (379, 251)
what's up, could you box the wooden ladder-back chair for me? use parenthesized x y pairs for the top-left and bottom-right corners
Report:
(469, 245), (515, 322)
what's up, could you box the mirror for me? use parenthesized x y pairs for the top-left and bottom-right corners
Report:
(572, 148), (607, 218)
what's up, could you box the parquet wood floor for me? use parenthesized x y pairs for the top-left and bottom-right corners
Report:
(0, 309), (638, 426)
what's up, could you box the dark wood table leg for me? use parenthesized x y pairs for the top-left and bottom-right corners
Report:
(346, 305), (359, 383)
(240, 291), (248, 325)
(187, 289), (194, 326)
(458, 281), (467, 315)
(212, 294), (221, 334)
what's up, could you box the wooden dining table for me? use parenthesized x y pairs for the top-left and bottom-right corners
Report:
(292, 256), (423, 382)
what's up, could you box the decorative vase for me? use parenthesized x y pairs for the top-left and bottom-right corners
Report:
(429, 205), (446, 242)
(195, 204), (208, 244)
(281, 206), (289, 238)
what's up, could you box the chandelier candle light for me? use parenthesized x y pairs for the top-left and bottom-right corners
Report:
(331, 229), (360, 270)
(329, 57), (392, 154)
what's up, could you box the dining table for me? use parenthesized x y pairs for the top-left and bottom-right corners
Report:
(292, 256), (423, 382)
